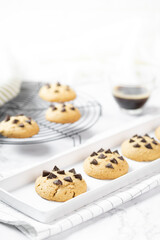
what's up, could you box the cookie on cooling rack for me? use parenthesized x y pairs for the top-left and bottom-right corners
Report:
(39, 82), (76, 102)
(45, 103), (81, 124)
(0, 114), (39, 138)
(35, 166), (87, 202)
(121, 134), (160, 161)
(83, 148), (129, 180)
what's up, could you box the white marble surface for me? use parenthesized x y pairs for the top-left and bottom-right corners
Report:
(1, 81), (160, 239)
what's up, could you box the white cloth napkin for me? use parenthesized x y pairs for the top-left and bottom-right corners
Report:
(0, 172), (160, 240)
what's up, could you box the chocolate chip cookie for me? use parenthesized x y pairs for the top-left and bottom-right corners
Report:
(35, 166), (87, 202)
(0, 114), (39, 138)
(45, 103), (81, 123)
(39, 82), (76, 102)
(83, 148), (129, 179)
(121, 134), (160, 161)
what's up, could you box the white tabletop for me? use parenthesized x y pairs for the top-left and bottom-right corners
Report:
(1, 81), (160, 240)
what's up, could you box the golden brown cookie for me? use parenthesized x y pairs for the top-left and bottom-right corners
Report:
(83, 148), (129, 180)
(45, 103), (81, 124)
(121, 134), (160, 162)
(155, 127), (160, 140)
(39, 82), (76, 102)
(35, 166), (87, 202)
(0, 114), (39, 138)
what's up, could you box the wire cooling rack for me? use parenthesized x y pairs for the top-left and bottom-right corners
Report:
(0, 82), (102, 145)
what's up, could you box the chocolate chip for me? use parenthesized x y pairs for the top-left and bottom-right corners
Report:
(53, 179), (62, 185)
(46, 83), (51, 88)
(105, 163), (114, 169)
(4, 115), (10, 121)
(68, 168), (76, 174)
(141, 138), (147, 143)
(110, 158), (118, 164)
(90, 152), (98, 157)
(129, 139), (135, 143)
(27, 117), (32, 120)
(113, 150), (119, 154)
(137, 135), (142, 139)
(25, 119), (31, 125)
(47, 173), (57, 179)
(98, 154), (106, 159)
(50, 104), (57, 111)
(57, 170), (65, 174)
(133, 134), (138, 137)
(145, 143), (153, 149)
(61, 108), (66, 112)
(61, 103), (66, 107)
(105, 149), (112, 154)
(70, 107), (75, 111)
(12, 119), (19, 124)
(152, 141), (158, 145)
(54, 90), (59, 93)
(56, 82), (61, 86)
(97, 148), (104, 153)
(64, 176), (73, 182)
(144, 134), (149, 137)
(133, 143), (141, 148)
(42, 170), (50, 177)
(74, 174), (82, 180)
(90, 159), (98, 165)
(118, 156), (124, 161)
(18, 123), (24, 128)
(53, 166), (59, 171)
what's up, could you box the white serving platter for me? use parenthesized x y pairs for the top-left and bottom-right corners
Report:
(1, 115), (160, 223)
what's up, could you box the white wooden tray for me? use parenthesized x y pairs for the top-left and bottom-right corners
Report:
(0, 115), (160, 223)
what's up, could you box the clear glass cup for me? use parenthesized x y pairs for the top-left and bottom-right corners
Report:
(109, 65), (156, 115)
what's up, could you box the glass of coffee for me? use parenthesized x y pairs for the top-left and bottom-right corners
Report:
(110, 69), (155, 115)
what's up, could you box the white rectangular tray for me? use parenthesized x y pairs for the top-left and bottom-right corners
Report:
(1, 115), (160, 223)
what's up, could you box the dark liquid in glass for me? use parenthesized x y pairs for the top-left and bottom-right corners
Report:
(113, 86), (150, 110)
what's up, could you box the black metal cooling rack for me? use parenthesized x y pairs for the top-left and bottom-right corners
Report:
(0, 82), (102, 145)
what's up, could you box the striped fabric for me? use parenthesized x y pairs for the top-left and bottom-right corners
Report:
(0, 79), (21, 106)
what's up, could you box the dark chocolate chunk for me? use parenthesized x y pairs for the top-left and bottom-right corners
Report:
(64, 176), (73, 182)
(141, 138), (147, 143)
(144, 134), (149, 137)
(97, 148), (104, 153)
(145, 143), (153, 149)
(98, 154), (106, 159)
(90, 159), (98, 165)
(152, 140), (158, 145)
(53, 165), (59, 171)
(25, 119), (31, 125)
(50, 104), (57, 111)
(90, 152), (98, 157)
(118, 156), (124, 161)
(133, 143), (141, 148)
(105, 163), (114, 169)
(70, 107), (75, 111)
(12, 119), (19, 124)
(4, 115), (10, 122)
(57, 170), (65, 175)
(61, 103), (66, 107)
(56, 82), (61, 86)
(105, 149), (112, 154)
(133, 134), (138, 137)
(129, 139), (135, 143)
(53, 179), (62, 185)
(47, 172), (57, 179)
(113, 150), (119, 154)
(27, 117), (32, 120)
(110, 158), (118, 164)
(42, 170), (50, 177)
(74, 174), (82, 180)
(61, 108), (66, 112)
(18, 123), (25, 128)
(137, 135), (142, 139)
(68, 168), (76, 174)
